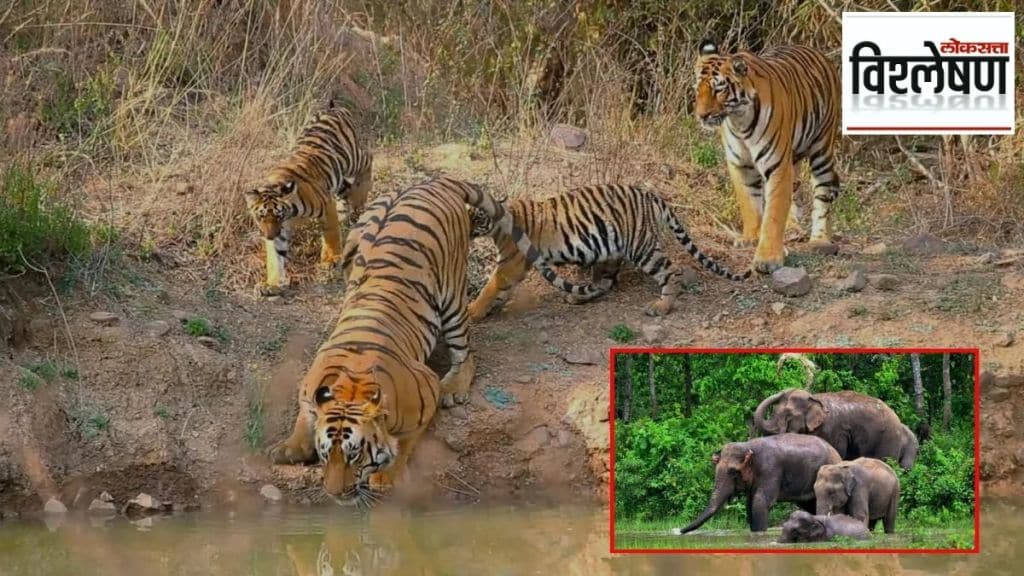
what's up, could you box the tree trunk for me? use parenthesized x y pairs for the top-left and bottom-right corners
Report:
(942, 353), (952, 431)
(648, 354), (658, 420)
(683, 354), (693, 418)
(619, 354), (633, 423)
(911, 353), (925, 420)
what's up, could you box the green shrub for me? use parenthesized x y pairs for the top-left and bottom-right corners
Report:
(40, 70), (113, 140)
(609, 324), (636, 343)
(0, 165), (92, 273)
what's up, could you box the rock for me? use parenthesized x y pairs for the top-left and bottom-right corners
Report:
(43, 498), (67, 514)
(88, 499), (117, 514)
(259, 484), (282, 503)
(1015, 447), (1024, 467)
(751, 317), (767, 328)
(99, 491), (114, 503)
(557, 429), (572, 447)
(862, 242), (888, 256)
(448, 406), (468, 420)
(539, 332), (550, 344)
(641, 323), (664, 344)
(836, 269), (868, 293)
(770, 302), (788, 316)
(700, 320), (710, 329)
(550, 124), (587, 150)
(171, 310), (189, 322)
(144, 320), (171, 337)
(560, 350), (603, 365)
(514, 374), (532, 384)
(197, 336), (221, 351)
(902, 233), (945, 255)
(174, 182), (194, 195)
(868, 274), (900, 291)
(770, 267), (812, 297)
(124, 493), (162, 517)
(989, 388), (1010, 402)
(89, 311), (120, 326)
(807, 242), (840, 256)
(976, 252), (997, 265)
(995, 331), (1015, 347)
(28, 317), (53, 344)
(658, 163), (677, 180)
(995, 374), (1024, 388)
(678, 267), (699, 287)
(515, 426), (550, 456)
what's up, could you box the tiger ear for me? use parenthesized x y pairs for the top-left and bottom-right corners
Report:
(731, 56), (748, 77)
(699, 39), (719, 56)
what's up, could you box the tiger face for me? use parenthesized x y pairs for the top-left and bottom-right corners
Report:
(468, 206), (497, 238)
(313, 377), (398, 505)
(244, 180), (296, 240)
(694, 40), (754, 129)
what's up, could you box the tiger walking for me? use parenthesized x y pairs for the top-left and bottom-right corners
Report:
(694, 40), (840, 273)
(467, 183), (749, 319)
(268, 176), (605, 505)
(244, 101), (372, 295)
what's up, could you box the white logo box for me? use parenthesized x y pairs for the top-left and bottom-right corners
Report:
(841, 12), (1015, 135)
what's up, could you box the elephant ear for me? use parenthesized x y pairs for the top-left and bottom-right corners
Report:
(711, 450), (721, 464)
(806, 396), (828, 431)
(842, 468), (857, 497)
(739, 449), (755, 485)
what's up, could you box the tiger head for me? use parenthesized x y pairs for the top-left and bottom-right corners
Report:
(468, 206), (497, 239)
(694, 39), (755, 129)
(244, 179), (297, 240)
(313, 371), (399, 506)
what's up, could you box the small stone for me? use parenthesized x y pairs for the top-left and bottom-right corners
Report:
(989, 388), (1010, 402)
(751, 317), (767, 328)
(836, 269), (868, 293)
(700, 320), (710, 329)
(1015, 447), (1024, 467)
(43, 498), (67, 514)
(862, 242), (888, 256)
(770, 302), (788, 316)
(550, 124), (587, 150)
(557, 429), (572, 447)
(658, 163), (677, 180)
(88, 499), (117, 514)
(770, 267), (812, 297)
(868, 274), (900, 291)
(259, 484), (282, 502)
(679, 267), (699, 287)
(89, 311), (120, 326)
(995, 331), (1015, 347)
(448, 406), (468, 419)
(539, 332), (550, 344)
(144, 320), (170, 337)
(514, 374), (532, 384)
(124, 493), (162, 517)
(807, 242), (840, 256)
(902, 233), (945, 255)
(174, 182), (194, 195)
(99, 491), (114, 502)
(266, 295), (283, 303)
(641, 323), (664, 344)
(171, 310), (189, 322)
(560, 350), (602, 365)
(996, 375), (1024, 388)
(197, 336), (221, 351)
(515, 426), (550, 455)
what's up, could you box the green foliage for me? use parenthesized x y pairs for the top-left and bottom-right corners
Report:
(0, 165), (92, 273)
(40, 70), (114, 140)
(614, 353), (975, 530)
(17, 369), (43, 391)
(184, 316), (229, 342)
(609, 324), (636, 343)
(692, 141), (719, 168)
(244, 381), (266, 451)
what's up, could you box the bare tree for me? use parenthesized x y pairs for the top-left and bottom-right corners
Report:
(942, 353), (952, 431)
(911, 353), (925, 420)
(648, 354), (658, 420)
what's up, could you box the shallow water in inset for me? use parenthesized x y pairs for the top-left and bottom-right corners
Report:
(0, 498), (1020, 575)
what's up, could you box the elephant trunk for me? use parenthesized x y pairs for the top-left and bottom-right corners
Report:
(677, 484), (732, 534)
(753, 390), (787, 435)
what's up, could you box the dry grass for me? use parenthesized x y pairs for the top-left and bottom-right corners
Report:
(1, 0), (1021, 294)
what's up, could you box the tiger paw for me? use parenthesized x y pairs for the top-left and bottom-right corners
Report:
(734, 236), (759, 249)
(440, 391), (469, 408)
(267, 440), (315, 465)
(752, 255), (785, 274)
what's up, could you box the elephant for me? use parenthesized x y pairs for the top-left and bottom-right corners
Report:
(672, 433), (841, 534)
(753, 389), (919, 470)
(814, 458), (900, 533)
(778, 510), (871, 543)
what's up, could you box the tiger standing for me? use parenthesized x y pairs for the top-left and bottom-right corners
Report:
(268, 175), (605, 504)
(694, 40), (840, 273)
(244, 101), (372, 295)
(467, 183), (749, 319)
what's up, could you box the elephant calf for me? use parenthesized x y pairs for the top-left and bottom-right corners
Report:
(778, 510), (870, 543)
(814, 457), (900, 533)
(673, 434), (841, 534)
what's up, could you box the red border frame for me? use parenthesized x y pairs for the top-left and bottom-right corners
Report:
(608, 347), (981, 555)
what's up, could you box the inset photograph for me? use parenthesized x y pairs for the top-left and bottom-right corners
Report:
(610, 349), (979, 553)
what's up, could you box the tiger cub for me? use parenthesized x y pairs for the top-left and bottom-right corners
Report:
(244, 101), (372, 295)
(468, 184), (750, 318)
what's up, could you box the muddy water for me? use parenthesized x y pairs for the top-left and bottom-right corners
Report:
(0, 499), (1020, 575)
